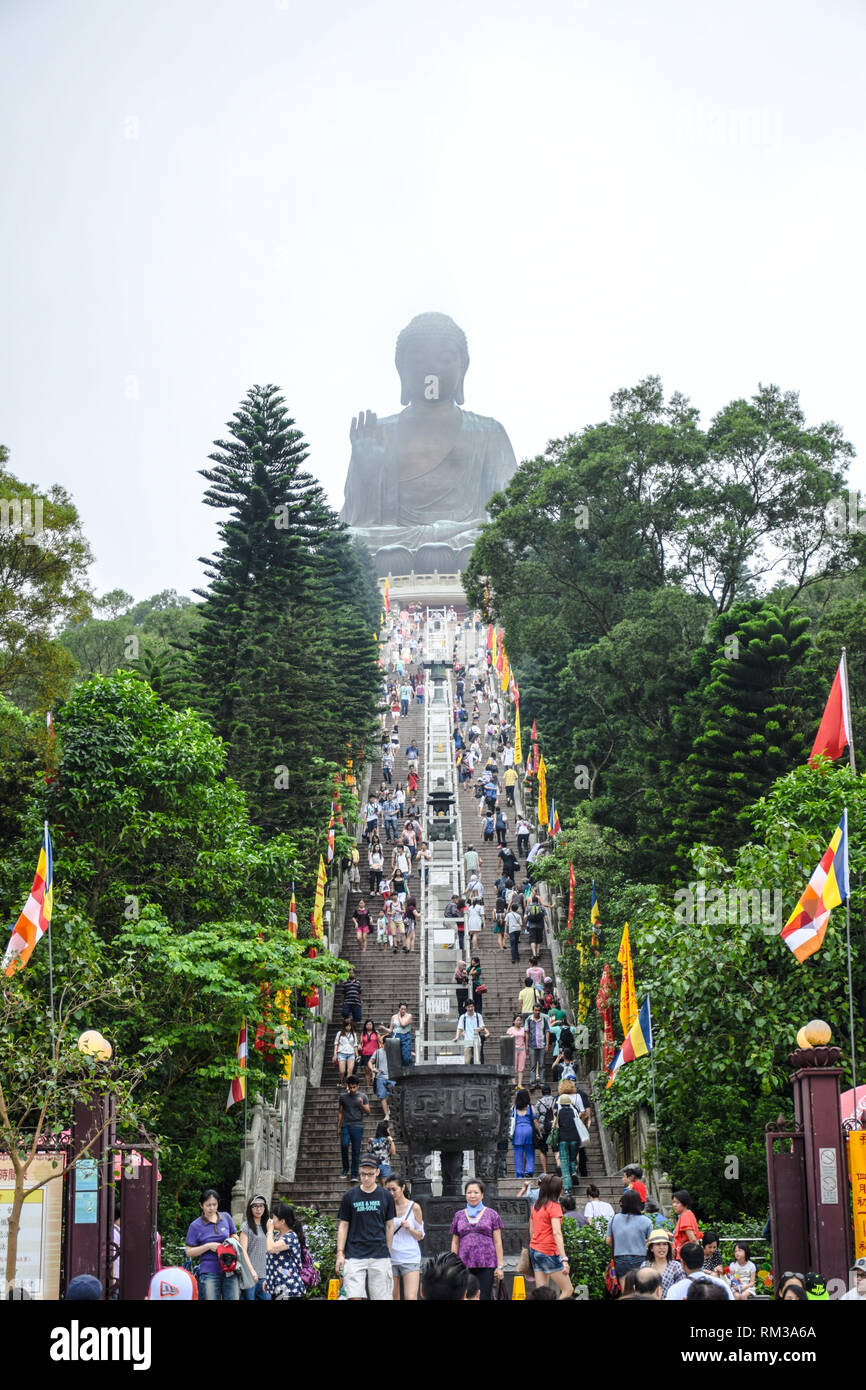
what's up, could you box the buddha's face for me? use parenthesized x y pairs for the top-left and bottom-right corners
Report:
(398, 334), (464, 405)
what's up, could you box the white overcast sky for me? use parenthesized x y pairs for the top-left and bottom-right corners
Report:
(2, 0), (865, 601)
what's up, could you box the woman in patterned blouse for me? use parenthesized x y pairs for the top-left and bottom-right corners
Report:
(641, 1229), (684, 1295)
(266, 1202), (306, 1301)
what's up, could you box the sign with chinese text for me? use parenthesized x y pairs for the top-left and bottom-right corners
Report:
(0, 1152), (66, 1299)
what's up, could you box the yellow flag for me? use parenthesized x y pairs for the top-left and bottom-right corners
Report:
(500, 653), (510, 692)
(537, 754), (548, 827)
(617, 922), (638, 1036)
(514, 707), (523, 766)
(312, 855), (326, 939)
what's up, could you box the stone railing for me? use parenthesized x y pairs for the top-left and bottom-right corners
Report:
(230, 763), (371, 1221)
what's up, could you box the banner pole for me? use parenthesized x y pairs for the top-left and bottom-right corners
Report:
(845, 903), (859, 1122)
(842, 648), (856, 772)
(45, 820), (56, 1056)
(648, 997), (662, 1178)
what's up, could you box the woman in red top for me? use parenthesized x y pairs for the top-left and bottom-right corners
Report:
(671, 1189), (701, 1260)
(528, 1174), (572, 1299)
(359, 1020), (380, 1091)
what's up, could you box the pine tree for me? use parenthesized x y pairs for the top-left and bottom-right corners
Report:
(191, 385), (379, 837)
(647, 601), (813, 873)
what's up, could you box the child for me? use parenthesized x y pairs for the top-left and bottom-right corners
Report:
(369, 1120), (396, 1183)
(728, 1241), (756, 1297)
(376, 909), (389, 950)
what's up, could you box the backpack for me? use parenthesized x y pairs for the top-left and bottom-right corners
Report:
(216, 1241), (238, 1273)
(538, 1095), (555, 1137)
(299, 1244), (320, 1290)
(527, 904), (545, 927)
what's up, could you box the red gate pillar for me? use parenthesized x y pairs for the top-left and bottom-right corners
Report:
(790, 1041), (852, 1286)
(64, 1095), (114, 1295)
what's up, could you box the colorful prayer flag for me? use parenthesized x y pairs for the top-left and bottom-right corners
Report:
(810, 653), (853, 766)
(327, 802), (336, 863)
(590, 882), (600, 954)
(549, 799), (561, 835)
(288, 884), (298, 938)
(226, 1020), (247, 1110)
(595, 962), (616, 1067)
(383, 578), (390, 614)
(3, 822), (54, 977)
(617, 922), (638, 1036)
(312, 855), (326, 939)
(780, 812), (849, 962)
(537, 754), (548, 827)
(607, 997), (652, 1088)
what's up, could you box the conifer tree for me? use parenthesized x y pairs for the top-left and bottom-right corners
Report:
(192, 385), (379, 837)
(647, 601), (813, 873)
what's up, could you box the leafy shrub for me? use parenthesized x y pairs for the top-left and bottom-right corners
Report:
(561, 1216), (610, 1300)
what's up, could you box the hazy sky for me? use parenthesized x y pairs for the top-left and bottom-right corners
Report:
(3, 0), (865, 602)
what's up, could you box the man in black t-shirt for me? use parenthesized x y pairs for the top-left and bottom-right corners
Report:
(336, 1153), (395, 1300)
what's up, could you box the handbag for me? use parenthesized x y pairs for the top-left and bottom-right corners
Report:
(495, 1275), (511, 1300)
(605, 1258), (621, 1298)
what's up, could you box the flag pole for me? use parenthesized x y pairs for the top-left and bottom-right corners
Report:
(647, 996), (662, 1178)
(843, 807), (859, 1123)
(842, 649), (856, 773)
(45, 820), (56, 1055)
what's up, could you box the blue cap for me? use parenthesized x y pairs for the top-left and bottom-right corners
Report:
(66, 1274), (103, 1300)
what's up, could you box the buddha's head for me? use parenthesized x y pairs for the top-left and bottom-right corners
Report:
(396, 312), (469, 406)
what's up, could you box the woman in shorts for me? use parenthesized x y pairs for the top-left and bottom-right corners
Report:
(387, 1177), (425, 1300)
(529, 1175), (572, 1299)
(353, 899), (372, 954)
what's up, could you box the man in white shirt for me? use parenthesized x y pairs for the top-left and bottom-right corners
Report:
(665, 1243), (734, 1299)
(841, 1258), (866, 1299)
(454, 1002), (489, 1065)
(506, 905), (524, 963)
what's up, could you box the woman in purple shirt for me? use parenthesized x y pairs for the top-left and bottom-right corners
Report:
(449, 1179), (504, 1301)
(184, 1188), (239, 1300)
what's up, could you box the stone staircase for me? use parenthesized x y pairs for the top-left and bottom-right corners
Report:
(275, 697), (424, 1220)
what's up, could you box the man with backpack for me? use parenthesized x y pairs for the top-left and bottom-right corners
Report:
(526, 894), (548, 951)
(524, 1004), (550, 1088)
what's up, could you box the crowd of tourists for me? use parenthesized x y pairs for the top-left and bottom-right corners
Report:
(149, 610), (860, 1305)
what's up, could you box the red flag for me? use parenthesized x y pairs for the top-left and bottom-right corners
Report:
(567, 862), (576, 934)
(486, 624), (493, 651)
(495, 630), (505, 672)
(530, 718), (538, 743)
(532, 743), (540, 774)
(810, 654), (853, 766)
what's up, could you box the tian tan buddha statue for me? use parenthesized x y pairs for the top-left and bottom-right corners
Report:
(340, 312), (517, 576)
